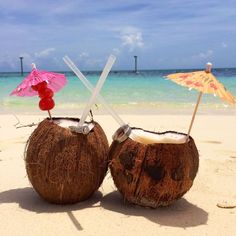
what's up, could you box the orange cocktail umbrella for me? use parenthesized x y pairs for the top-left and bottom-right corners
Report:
(166, 63), (236, 140)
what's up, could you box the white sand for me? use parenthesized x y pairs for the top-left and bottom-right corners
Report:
(0, 114), (236, 236)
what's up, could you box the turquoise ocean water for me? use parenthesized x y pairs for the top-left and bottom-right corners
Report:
(1, 69), (236, 115)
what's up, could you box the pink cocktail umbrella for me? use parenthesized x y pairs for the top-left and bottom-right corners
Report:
(10, 63), (67, 119)
(10, 63), (67, 96)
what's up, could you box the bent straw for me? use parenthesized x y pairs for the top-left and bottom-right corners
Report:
(63, 55), (126, 126)
(78, 55), (116, 127)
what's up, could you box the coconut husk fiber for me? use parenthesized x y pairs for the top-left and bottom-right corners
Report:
(109, 129), (199, 208)
(25, 117), (109, 204)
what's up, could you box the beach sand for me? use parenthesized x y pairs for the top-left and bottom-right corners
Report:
(0, 113), (235, 236)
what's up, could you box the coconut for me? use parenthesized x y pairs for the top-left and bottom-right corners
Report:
(109, 128), (199, 208)
(25, 117), (109, 204)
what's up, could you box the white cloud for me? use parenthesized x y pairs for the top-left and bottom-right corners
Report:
(112, 48), (120, 55)
(221, 42), (228, 48)
(19, 52), (32, 60)
(18, 52), (34, 70)
(79, 52), (89, 59)
(35, 48), (55, 58)
(119, 27), (144, 51)
(0, 54), (16, 70)
(76, 52), (103, 69)
(85, 58), (103, 68)
(15, 50), (59, 70)
(195, 50), (213, 59)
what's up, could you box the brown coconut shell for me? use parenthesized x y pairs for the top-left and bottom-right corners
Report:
(25, 117), (109, 204)
(109, 129), (199, 208)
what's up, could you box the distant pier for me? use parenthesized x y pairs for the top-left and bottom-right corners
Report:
(19, 57), (24, 76)
(134, 55), (138, 73)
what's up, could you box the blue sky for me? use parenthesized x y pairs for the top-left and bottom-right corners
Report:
(0, 0), (236, 72)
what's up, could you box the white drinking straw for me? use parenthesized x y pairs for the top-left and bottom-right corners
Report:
(77, 55), (115, 127)
(63, 55), (126, 126)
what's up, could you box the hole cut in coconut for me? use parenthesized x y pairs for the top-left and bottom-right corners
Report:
(129, 129), (187, 145)
(52, 118), (82, 128)
(51, 118), (94, 133)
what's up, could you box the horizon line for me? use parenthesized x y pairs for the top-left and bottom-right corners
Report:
(1, 67), (236, 74)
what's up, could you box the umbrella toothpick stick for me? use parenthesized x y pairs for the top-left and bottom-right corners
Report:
(186, 62), (213, 141)
(47, 110), (52, 120)
(186, 92), (202, 141)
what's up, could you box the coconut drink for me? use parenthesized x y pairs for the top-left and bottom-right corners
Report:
(109, 126), (199, 208)
(25, 55), (115, 204)
(63, 56), (199, 207)
(11, 56), (116, 204)
(25, 117), (109, 204)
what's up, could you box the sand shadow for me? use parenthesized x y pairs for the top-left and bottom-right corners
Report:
(100, 191), (208, 228)
(0, 187), (103, 231)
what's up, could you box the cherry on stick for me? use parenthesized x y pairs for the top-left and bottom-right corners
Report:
(39, 97), (55, 111)
(38, 88), (54, 98)
(32, 81), (47, 91)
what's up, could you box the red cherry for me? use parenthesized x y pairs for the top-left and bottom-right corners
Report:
(37, 81), (48, 90)
(39, 98), (55, 111)
(31, 81), (47, 91)
(38, 88), (54, 98)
